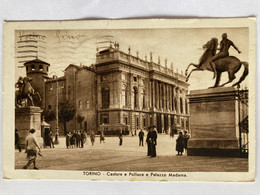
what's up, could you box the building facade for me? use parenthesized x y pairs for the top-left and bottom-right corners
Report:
(96, 46), (189, 134)
(23, 44), (189, 136)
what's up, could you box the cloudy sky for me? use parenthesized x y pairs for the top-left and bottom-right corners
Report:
(15, 27), (249, 90)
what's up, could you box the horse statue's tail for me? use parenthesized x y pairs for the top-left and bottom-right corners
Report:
(232, 61), (249, 87)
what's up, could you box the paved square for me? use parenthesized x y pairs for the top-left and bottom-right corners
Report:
(15, 134), (248, 172)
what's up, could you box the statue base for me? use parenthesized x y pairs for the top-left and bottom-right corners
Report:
(187, 87), (240, 157)
(15, 106), (43, 149)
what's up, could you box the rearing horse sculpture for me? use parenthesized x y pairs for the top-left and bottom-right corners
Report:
(15, 76), (41, 107)
(185, 38), (248, 88)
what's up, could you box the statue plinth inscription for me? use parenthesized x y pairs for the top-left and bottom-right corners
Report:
(187, 87), (240, 157)
(15, 106), (43, 148)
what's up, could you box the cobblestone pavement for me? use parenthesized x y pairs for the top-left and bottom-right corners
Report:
(15, 134), (248, 172)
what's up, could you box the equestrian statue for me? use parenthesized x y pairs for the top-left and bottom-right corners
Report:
(15, 76), (41, 107)
(185, 33), (248, 88)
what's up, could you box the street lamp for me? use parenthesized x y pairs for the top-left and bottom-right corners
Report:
(55, 80), (59, 144)
(49, 71), (63, 144)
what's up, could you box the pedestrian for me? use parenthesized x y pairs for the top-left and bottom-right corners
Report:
(119, 130), (123, 146)
(76, 130), (81, 148)
(100, 131), (105, 143)
(44, 128), (51, 148)
(83, 131), (88, 145)
(90, 131), (95, 146)
(80, 131), (85, 148)
(66, 132), (72, 149)
(15, 129), (22, 152)
(150, 126), (158, 157)
(49, 131), (55, 148)
(23, 129), (41, 170)
(138, 129), (144, 146)
(183, 130), (190, 154)
(146, 127), (152, 156)
(176, 131), (184, 156)
(72, 130), (77, 148)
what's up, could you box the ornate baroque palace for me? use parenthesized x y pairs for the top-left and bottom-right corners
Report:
(23, 44), (189, 135)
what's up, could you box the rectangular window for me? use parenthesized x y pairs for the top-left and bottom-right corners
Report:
(124, 117), (128, 125)
(48, 105), (51, 109)
(134, 76), (137, 82)
(143, 118), (146, 127)
(136, 117), (139, 127)
(39, 65), (43, 71)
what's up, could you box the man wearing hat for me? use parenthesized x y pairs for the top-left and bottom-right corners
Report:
(23, 129), (41, 170)
(150, 125), (158, 158)
(210, 33), (241, 79)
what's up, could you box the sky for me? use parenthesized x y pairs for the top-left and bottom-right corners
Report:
(15, 27), (249, 91)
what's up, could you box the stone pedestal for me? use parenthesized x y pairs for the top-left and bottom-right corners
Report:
(15, 106), (43, 148)
(187, 87), (240, 157)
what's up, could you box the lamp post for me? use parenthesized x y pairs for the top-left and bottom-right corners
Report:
(55, 80), (59, 144)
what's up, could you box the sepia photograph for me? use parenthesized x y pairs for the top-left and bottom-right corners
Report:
(2, 18), (256, 182)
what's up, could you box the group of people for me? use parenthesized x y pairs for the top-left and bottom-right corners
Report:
(65, 130), (87, 149)
(176, 130), (190, 156)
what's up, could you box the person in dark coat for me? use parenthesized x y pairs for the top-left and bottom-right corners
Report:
(100, 131), (105, 143)
(49, 131), (55, 148)
(71, 130), (77, 148)
(138, 129), (144, 146)
(183, 131), (190, 154)
(119, 130), (123, 146)
(90, 131), (95, 146)
(66, 132), (72, 149)
(150, 126), (158, 158)
(146, 127), (152, 156)
(176, 131), (184, 156)
(80, 131), (85, 148)
(15, 129), (22, 152)
(76, 130), (81, 148)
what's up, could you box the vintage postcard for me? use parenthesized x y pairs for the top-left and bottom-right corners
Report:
(2, 18), (256, 181)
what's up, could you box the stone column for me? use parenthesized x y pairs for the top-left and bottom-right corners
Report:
(158, 83), (162, 109)
(168, 114), (171, 133)
(161, 114), (164, 133)
(152, 80), (155, 108)
(128, 73), (133, 109)
(176, 87), (180, 114)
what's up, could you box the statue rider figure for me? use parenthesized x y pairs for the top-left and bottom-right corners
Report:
(210, 33), (241, 79)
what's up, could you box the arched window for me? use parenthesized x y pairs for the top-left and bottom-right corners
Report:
(185, 99), (188, 114)
(134, 86), (138, 108)
(180, 98), (183, 114)
(101, 86), (110, 108)
(142, 89), (146, 109)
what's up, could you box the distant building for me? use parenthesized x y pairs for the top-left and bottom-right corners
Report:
(23, 44), (189, 135)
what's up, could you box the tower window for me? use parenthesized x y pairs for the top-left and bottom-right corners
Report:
(47, 66), (49, 71)
(31, 65), (35, 70)
(39, 65), (43, 71)
(26, 66), (28, 71)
